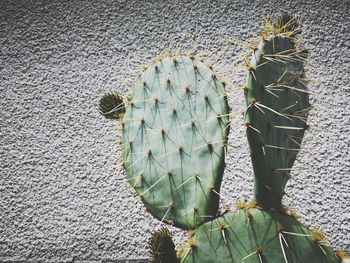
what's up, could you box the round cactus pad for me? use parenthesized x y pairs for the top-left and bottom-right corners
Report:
(180, 209), (340, 263)
(121, 56), (230, 229)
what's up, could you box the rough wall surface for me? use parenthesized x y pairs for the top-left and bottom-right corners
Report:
(0, 0), (349, 262)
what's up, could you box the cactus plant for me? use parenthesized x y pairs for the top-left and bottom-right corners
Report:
(99, 13), (346, 263)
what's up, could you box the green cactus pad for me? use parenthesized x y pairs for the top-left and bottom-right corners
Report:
(244, 15), (310, 209)
(179, 208), (340, 263)
(121, 56), (230, 229)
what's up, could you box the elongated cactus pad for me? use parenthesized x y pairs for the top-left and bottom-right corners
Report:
(179, 207), (340, 263)
(244, 14), (310, 209)
(121, 56), (230, 229)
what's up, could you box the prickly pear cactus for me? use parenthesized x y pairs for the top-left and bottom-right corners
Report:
(99, 13), (346, 263)
(244, 14), (310, 209)
(121, 56), (230, 229)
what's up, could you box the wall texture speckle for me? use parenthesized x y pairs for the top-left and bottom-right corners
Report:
(0, 0), (349, 262)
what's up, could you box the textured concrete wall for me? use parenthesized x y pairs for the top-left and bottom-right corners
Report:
(1, 0), (349, 262)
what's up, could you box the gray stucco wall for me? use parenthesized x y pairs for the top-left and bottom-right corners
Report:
(1, 0), (349, 262)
